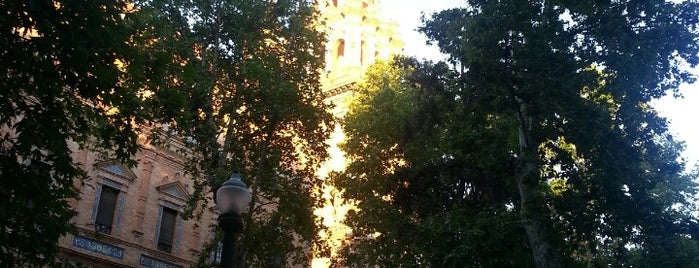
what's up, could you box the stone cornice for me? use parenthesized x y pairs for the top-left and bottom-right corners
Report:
(325, 83), (356, 98)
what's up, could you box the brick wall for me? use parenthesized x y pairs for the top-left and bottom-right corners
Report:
(58, 139), (217, 268)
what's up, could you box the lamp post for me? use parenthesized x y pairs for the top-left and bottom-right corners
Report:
(216, 172), (251, 268)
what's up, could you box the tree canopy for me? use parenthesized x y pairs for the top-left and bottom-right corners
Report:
(0, 0), (160, 266)
(336, 1), (699, 267)
(4, 0), (699, 266)
(133, 0), (334, 266)
(336, 57), (534, 267)
(1, 0), (333, 266)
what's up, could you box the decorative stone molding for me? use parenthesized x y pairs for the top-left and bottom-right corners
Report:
(139, 254), (183, 268)
(156, 181), (190, 205)
(94, 160), (137, 189)
(72, 235), (125, 259)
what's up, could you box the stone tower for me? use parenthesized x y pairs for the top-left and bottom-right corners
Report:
(313, 0), (403, 267)
(319, 0), (403, 115)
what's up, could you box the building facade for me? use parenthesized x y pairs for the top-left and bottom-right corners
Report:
(57, 134), (218, 268)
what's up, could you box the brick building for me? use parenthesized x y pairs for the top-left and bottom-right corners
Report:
(57, 134), (217, 268)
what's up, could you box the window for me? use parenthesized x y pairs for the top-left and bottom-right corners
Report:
(360, 40), (366, 65)
(157, 207), (178, 253)
(95, 186), (119, 234)
(210, 241), (223, 264)
(336, 39), (345, 59)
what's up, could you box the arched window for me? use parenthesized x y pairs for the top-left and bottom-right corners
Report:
(336, 39), (345, 59)
(360, 40), (366, 65)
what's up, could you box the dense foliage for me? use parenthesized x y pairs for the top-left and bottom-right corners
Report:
(1, 0), (332, 266)
(0, 0), (157, 266)
(336, 58), (534, 267)
(336, 1), (699, 267)
(133, 0), (334, 266)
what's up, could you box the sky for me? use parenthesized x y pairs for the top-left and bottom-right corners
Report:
(380, 0), (699, 172)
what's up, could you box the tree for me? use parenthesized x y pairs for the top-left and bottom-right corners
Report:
(134, 0), (334, 266)
(421, 1), (699, 266)
(336, 57), (534, 267)
(0, 0), (161, 266)
(335, 1), (699, 267)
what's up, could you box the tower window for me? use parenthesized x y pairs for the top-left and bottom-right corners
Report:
(361, 40), (366, 65)
(336, 39), (345, 58)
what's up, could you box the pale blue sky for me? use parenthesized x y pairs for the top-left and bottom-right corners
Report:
(381, 0), (699, 171)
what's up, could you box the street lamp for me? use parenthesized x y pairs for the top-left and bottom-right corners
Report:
(216, 172), (252, 268)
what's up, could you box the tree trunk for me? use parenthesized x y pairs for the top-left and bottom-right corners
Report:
(515, 101), (562, 268)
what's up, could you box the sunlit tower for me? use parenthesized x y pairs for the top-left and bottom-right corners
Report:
(313, 0), (403, 266)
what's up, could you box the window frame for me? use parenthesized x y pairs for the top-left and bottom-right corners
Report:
(94, 185), (120, 234)
(154, 181), (189, 254)
(89, 161), (135, 235)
